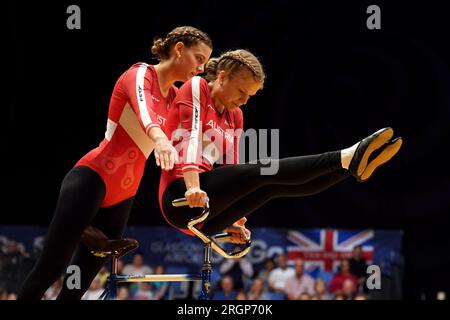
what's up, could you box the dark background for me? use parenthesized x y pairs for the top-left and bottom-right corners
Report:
(3, 1), (449, 299)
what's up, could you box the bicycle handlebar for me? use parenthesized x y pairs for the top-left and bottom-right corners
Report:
(171, 197), (251, 259)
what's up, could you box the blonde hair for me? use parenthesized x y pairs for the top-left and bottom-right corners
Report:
(151, 26), (212, 61)
(205, 49), (265, 87)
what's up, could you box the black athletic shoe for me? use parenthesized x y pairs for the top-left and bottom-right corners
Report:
(359, 137), (403, 182)
(348, 127), (394, 181)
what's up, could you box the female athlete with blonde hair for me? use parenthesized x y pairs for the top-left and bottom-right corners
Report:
(158, 49), (403, 243)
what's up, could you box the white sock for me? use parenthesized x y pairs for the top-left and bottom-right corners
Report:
(341, 142), (360, 169)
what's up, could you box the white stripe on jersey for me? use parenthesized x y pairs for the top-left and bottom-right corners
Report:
(186, 76), (201, 164)
(136, 63), (152, 128)
(119, 103), (155, 158)
(105, 119), (117, 141)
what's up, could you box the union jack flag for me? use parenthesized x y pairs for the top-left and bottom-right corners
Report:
(286, 229), (374, 271)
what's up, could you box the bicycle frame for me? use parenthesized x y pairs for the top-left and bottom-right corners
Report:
(100, 198), (251, 300)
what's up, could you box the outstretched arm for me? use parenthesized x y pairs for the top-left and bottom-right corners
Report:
(122, 64), (177, 170)
(176, 77), (209, 207)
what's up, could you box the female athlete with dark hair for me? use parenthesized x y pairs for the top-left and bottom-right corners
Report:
(18, 26), (213, 300)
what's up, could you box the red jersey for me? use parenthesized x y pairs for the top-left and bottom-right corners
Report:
(159, 76), (244, 219)
(76, 63), (177, 207)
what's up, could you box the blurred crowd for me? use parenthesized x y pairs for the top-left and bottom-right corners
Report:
(1, 234), (377, 300)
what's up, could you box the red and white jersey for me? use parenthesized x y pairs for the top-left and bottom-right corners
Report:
(76, 63), (177, 207)
(159, 76), (244, 208)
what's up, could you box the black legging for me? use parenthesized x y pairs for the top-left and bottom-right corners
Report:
(17, 166), (134, 300)
(162, 151), (349, 235)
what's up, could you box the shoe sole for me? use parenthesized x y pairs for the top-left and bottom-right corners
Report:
(360, 137), (403, 182)
(357, 127), (394, 176)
